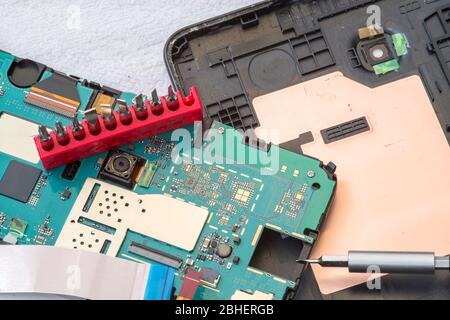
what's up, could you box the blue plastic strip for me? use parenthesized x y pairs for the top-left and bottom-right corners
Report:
(143, 264), (176, 300)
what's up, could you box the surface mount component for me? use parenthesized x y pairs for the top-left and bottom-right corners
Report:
(25, 72), (81, 118)
(128, 242), (183, 269)
(9, 217), (28, 237)
(61, 161), (81, 181)
(87, 91), (117, 114)
(137, 162), (158, 188)
(34, 87), (203, 170)
(98, 149), (145, 189)
(216, 243), (233, 258)
(200, 267), (221, 288)
(0, 160), (42, 203)
(231, 290), (274, 300)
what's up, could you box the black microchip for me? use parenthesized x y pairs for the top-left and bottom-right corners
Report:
(0, 160), (42, 203)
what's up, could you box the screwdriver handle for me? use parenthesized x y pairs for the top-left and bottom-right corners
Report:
(348, 251), (436, 274)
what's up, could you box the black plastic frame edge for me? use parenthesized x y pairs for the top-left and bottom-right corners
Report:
(163, 0), (290, 95)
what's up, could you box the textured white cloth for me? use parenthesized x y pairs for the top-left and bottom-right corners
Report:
(0, 0), (257, 94)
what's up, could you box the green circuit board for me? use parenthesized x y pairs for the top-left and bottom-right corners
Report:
(0, 50), (336, 300)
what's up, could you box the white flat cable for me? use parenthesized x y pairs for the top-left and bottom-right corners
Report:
(0, 245), (150, 300)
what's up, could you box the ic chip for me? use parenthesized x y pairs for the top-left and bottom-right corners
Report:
(0, 160), (42, 203)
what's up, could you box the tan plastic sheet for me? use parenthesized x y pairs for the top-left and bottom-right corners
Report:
(253, 72), (450, 294)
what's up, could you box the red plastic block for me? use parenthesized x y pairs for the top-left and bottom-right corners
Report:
(35, 87), (203, 170)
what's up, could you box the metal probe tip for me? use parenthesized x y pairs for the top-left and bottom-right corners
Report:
(297, 259), (320, 264)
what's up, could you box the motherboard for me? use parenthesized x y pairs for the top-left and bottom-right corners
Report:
(0, 49), (336, 300)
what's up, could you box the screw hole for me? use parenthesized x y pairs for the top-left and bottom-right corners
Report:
(312, 183), (321, 190)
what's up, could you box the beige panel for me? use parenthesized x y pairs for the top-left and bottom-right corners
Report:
(56, 178), (209, 254)
(0, 113), (40, 163)
(253, 72), (450, 294)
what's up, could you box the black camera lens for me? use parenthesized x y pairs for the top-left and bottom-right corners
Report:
(112, 156), (131, 173)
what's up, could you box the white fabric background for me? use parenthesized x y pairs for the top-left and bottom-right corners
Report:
(0, 0), (258, 94)
(0, 0), (257, 299)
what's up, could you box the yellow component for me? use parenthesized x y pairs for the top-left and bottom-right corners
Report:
(292, 232), (306, 239)
(25, 87), (80, 117)
(295, 193), (304, 201)
(358, 25), (384, 40)
(252, 225), (263, 246)
(91, 93), (116, 114)
(231, 290), (274, 300)
(265, 223), (282, 231)
(234, 188), (250, 203)
(247, 267), (264, 275)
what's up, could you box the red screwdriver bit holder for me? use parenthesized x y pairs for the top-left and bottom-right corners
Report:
(35, 87), (203, 170)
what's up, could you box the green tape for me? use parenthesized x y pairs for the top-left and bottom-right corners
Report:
(9, 218), (28, 237)
(138, 162), (158, 188)
(392, 33), (409, 56)
(373, 59), (400, 75)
